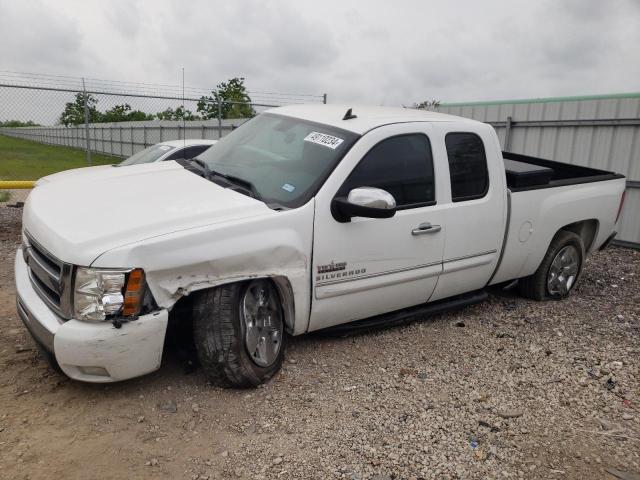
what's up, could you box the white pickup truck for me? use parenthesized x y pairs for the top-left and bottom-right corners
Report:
(15, 105), (626, 386)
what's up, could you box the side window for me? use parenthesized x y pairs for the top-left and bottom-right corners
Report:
(339, 134), (435, 208)
(445, 133), (489, 201)
(165, 148), (187, 160)
(184, 145), (211, 159)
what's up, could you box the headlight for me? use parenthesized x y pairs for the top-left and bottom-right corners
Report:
(74, 267), (145, 322)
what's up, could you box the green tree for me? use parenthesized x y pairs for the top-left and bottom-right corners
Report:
(0, 119), (41, 127)
(102, 104), (154, 122)
(197, 77), (256, 120)
(156, 106), (199, 121)
(411, 99), (441, 111)
(59, 93), (102, 126)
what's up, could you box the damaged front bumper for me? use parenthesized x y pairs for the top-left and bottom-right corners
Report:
(15, 250), (168, 383)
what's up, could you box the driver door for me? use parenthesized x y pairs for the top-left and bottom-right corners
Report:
(308, 124), (447, 331)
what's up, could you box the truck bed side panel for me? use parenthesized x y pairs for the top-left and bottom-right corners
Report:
(490, 177), (626, 285)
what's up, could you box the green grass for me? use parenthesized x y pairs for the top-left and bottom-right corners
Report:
(0, 134), (117, 180)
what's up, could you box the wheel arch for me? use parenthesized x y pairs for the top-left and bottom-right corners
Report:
(558, 219), (599, 253)
(186, 275), (297, 334)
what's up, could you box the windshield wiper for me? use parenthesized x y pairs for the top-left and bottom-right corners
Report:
(187, 157), (211, 177)
(180, 158), (262, 201)
(207, 168), (263, 201)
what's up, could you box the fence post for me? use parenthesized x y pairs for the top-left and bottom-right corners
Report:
(82, 78), (92, 166)
(160, 125), (163, 142)
(130, 125), (134, 154)
(217, 99), (222, 139)
(504, 116), (513, 151)
(143, 125), (147, 147)
(323, 93), (327, 104)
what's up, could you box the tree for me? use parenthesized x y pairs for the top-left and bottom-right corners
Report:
(155, 106), (199, 121)
(0, 120), (41, 127)
(197, 77), (256, 120)
(59, 93), (102, 126)
(102, 104), (154, 123)
(410, 99), (441, 111)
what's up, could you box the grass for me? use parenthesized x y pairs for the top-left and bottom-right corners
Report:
(0, 134), (117, 180)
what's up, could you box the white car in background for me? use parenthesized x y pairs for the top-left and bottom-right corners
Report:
(118, 139), (218, 166)
(35, 139), (218, 186)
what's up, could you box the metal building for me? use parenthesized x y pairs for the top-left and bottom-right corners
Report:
(436, 93), (640, 247)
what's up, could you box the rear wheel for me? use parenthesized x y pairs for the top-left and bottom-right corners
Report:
(193, 279), (286, 388)
(518, 230), (584, 300)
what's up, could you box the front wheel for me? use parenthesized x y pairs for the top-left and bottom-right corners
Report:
(518, 230), (584, 301)
(193, 279), (286, 388)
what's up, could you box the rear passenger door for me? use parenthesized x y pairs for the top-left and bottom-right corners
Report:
(429, 126), (506, 301)
(309, 123), (447, 331)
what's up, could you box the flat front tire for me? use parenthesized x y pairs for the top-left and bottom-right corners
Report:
(518, 230), (584, 301)
(193, 280), (286, 388)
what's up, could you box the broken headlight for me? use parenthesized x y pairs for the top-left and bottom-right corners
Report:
(73, 267), (145, 322)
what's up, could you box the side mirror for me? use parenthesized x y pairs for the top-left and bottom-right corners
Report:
(331, 187), (397, 223)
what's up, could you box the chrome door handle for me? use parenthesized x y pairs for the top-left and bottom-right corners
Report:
(411, 222), (441, 235)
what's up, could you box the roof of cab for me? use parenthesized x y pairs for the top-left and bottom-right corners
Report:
(266, 104), (477, 134)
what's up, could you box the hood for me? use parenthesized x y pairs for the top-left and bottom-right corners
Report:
(23, 161), (272, 266)
(36, 164), (115, 185)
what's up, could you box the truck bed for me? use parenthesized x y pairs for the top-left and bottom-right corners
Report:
(502, 151), (624, 191)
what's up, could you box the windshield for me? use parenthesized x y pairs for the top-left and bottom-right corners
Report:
(119, 144), (175, 166)
(196, 113), (359, 208)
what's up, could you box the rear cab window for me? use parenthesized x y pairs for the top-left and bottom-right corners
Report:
(445, 132), (489, 202)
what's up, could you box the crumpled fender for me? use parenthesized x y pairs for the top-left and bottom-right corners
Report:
(92, 202), (315, 335)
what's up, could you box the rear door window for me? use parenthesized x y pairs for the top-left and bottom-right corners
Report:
(445, 133), (489, 201)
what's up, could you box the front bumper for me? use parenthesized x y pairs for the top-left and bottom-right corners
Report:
(15, 249), (168, 383)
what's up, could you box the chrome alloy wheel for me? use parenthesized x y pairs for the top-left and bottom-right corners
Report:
(241, 280), (283, 367)
(547, 245), (580, 296)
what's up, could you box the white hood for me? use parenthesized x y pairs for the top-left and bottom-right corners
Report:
(23, 161), (272, 266)
(36, 165), (115, 185)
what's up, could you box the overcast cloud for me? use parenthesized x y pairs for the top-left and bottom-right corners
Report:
(0, 0), (639, 106)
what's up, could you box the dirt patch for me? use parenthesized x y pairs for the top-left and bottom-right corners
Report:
(0, 213), (638, 479)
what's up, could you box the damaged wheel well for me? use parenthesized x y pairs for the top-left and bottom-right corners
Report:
(168, 276), (296, 340)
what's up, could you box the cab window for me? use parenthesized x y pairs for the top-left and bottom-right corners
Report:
(445, 132), (489, 202)
(338, 134), (435, 209)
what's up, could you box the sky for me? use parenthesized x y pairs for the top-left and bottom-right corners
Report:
(0, 0), (639, 108)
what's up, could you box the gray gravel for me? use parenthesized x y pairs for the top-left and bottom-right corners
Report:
(0, 208), (638, 480)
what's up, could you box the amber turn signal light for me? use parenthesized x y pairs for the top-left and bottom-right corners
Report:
(123, 268), (145, 317)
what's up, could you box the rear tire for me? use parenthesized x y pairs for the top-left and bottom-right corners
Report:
(518, 230), (584, 301)
(193, 280), (286, 388)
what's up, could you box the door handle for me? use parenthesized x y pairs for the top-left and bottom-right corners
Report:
(411, 222), (441, 235)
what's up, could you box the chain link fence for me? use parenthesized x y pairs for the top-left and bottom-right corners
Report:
(0, 71), (326, 208)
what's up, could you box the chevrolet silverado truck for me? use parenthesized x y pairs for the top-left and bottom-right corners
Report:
(15, 105), (626, 386)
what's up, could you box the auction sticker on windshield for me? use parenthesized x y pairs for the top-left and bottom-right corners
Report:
(304, 132), (344, 150)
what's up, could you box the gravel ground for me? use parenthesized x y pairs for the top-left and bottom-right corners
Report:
(0, 206), (638, 480)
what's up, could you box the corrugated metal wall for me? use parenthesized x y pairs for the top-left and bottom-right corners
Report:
(436, 93), (640, 247)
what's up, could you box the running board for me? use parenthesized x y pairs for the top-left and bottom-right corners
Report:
(319, 289), (488, 335)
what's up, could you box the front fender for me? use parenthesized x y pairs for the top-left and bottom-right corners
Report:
(92, 201), (315, 335)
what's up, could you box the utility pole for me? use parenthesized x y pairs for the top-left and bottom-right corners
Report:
(82, 77), (92, 166)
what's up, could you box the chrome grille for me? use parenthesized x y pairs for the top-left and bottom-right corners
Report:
(23, 232), (73, 319)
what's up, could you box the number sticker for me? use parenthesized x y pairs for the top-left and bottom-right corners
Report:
(304, 132), (344, 150)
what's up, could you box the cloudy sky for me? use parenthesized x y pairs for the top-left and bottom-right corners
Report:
(1, 0), (639, 106)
